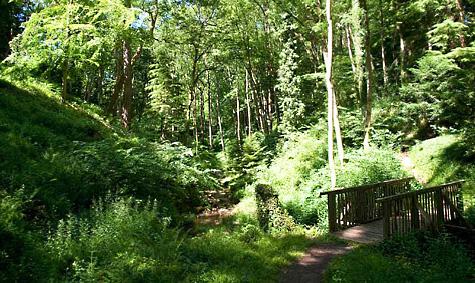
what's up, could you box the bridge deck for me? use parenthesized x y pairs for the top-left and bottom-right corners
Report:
(333, 220), (384, 244)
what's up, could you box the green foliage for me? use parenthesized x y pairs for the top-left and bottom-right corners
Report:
(221, 132), (274, 200)
(257, 125), (407, 227)
(255, 184), (296, 233)
(0, 78), (216, 221)
(47, 197), (183, 282)
(325, 233), (474, 282)
(0, 189), (49, 282)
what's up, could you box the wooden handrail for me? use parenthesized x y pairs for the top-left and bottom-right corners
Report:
(376, 180), (465, 203)
(320, 177), (415, 195)
(322, 177), (416, 232)
(378, 180), (466, 239)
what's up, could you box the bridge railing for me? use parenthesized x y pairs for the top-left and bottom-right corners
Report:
(377, 180), (466, 239)
(321, 177), (415, 232)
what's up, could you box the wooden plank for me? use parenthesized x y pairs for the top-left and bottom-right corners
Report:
(333, 220), (384, 244)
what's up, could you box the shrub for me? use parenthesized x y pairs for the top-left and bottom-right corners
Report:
(259, 138), (407, 228)
(46, 197), (184, 282)
(255, 184), (296, 233)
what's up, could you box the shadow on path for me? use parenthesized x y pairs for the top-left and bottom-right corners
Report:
(279, 243), (353, 283)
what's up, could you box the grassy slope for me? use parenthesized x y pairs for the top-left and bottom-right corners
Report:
(0, 78), (110, 186)
(409, 135), (475, 198)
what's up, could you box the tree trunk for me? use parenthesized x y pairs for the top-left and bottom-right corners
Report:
(362, 0), (374, 149)
(345, 25), (356, 74)
(120, 40), (133, 129)
(107, 44), (124, 115)
(216, 82), (225, 151)
(324, 0), (336, 189)
(207, 70), (213, 148)
(236, 87), (242, 147)
(333, 90), (344, 166)
(396, 21), (406, 83)
(379, 0), (388, 86)
(246, 69), (252, 136)
(454, 0), (466, 47)
(350, 1), (365, 110)
(200, 87), (205, 143)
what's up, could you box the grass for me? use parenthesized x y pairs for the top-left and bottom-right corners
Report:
(409, 135), (475, 206)
(325, 233), (475, 283)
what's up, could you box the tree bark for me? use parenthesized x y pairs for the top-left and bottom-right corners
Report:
(324, 0), (336, 189)
(379, 0), (388, 86)
(207, 70), (213, 148)
(333, 90), (344, 166)
(107, 43), (124, 115)
(345, 25), (356, 74)
(120, 39), (133, 129)
(236, 85), (242, 147)
(246, 69), (252, 136)
(216, 81), (225, 151)
(350, 1), (365, 109)
(362, 0), (374, 150)
(396, 21), (406, 83)
(454, 0), (466, 47)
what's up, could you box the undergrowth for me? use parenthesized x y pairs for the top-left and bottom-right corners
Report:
(325, 232), (475, 282)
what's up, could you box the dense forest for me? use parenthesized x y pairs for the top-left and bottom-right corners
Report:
(0, 0), (474, 282)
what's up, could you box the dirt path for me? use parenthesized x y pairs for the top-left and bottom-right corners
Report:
(279, 243), (353, 283)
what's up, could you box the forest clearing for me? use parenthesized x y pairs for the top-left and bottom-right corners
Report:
(1, 0), (474, 282)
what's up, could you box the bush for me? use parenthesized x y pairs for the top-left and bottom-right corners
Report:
(258, 132), (407, 228)
(255, 184), (296, 233)
(46, 197), (184, 282)
(0, 190), (50, 282)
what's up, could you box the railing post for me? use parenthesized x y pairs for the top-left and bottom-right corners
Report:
(434, 189), (444, 230)
(382, 200), (390, 239)
(411, 194), (420, 230)
(328, 192), (337, 232)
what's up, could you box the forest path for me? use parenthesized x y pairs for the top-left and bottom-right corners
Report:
(279, 243), (353, 283)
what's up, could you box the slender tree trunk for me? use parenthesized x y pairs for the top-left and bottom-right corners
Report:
(207, 71), (213, 148)
(200, 88), (205, 143)
(454, 0), (466, 47)
(362, 0), (374, 149)
(97, 64), (105, 104)
(350, 2), (365, 109)
(345, 25), (356, 74)
(107, 43), (124, 115)
(193, 88), (199, 151)
(333, 90), (344, 166)
(120, 40), (133, 129)
(396, 21), (406, 82)
(324, 0), (336, 189)
(245, 69), (252, 136)
(216, 83), (225, 151)
(379, 0), (388, 86)
(61, 0), (71, 102)
(236, 87), (242, 147)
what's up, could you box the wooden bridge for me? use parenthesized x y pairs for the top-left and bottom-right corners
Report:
(321, 178), (469, 243)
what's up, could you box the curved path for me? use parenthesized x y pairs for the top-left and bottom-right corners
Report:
(279, 243), (353, 283)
